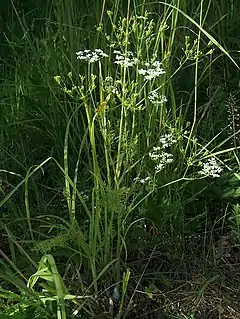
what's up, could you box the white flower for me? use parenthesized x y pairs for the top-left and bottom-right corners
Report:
(103, 76), (119, 95)
(114, 50), (138, 67)
(199, 157), (222, 178)
(111, 87), (119, 94)
(159, 152), (173, 163)
(154, 152), (173, 173)
(149, 148), (161, 160)
(76, 49), (108, 63)
(159, 134), (177, 148)
(138, 69), (147, 75)
(155, 163), (165, 173)
(138, 60), (166, 80)
(148, 92), (168, 105)
(149, 146), (174, 173)
(80, 191), (89, 201)
(134, 176), (152, 184)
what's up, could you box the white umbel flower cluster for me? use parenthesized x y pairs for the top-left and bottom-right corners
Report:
(148, 91), (168, 105)
(80, 191), (89, 201)
(159, 134), (177, 148)
(148, 133), (176, 173)
(113, 50), (139, 67)
(149, 148), (173, 173)
(135, 133), (176, 183)
(138, 61), (166, 80)
(199, 157), (223, 178)
(76, 49), (108, 63)
(134, 176), (151, 184)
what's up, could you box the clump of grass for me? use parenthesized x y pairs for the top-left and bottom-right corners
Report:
(1, 0), (240, 318)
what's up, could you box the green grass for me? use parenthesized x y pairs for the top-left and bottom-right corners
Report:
(0, 0), (240, 318)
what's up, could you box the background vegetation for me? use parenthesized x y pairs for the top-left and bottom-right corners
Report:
(0, 0), (240, 318)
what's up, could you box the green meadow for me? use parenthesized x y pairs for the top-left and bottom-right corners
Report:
(0, 0), (240, 318)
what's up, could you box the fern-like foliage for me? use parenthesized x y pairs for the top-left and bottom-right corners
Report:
(35, 222), (85, 255)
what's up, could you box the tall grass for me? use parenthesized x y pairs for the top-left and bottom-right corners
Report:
(0, 0), (240, 317)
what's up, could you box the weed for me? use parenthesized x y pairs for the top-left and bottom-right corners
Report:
(1, 0), (240, 318)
